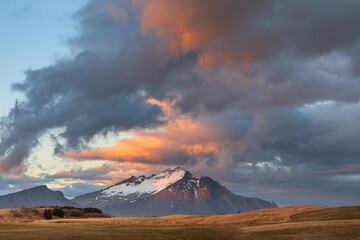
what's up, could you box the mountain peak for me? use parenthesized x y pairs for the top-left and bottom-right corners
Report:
(157, 166), (186, 177)
(17, 185), (50, 193)
(164, 166), (185, 172)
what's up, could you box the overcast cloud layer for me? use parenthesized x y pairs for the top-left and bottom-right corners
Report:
(1, 0), (360, 205)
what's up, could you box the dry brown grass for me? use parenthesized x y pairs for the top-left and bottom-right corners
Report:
(0, 206), (359, 239)
(0, 208), (45, 223)
(0, 205), (355, 227)
(238, 220), (360, 240)
(0, 207), (111, 223)
(33, 205), (329, 226)
(241, 219), (360, 232)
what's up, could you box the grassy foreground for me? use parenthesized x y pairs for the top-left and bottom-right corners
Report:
(0, 206), (359, 240)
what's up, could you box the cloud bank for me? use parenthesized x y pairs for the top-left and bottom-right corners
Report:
(1, 0), (360, 205)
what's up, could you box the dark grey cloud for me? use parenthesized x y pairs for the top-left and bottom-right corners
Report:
(138, 0), (360, 112)
(0, 174), (42, 196)
(188, 103), (360, 205)
(42, 164), (114, 181)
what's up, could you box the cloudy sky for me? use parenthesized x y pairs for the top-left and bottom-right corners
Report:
(1, 0), (360, 206)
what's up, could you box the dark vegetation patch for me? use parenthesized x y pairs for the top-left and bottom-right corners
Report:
(40, 206), (111, 219)
(44, 209), (52, 220)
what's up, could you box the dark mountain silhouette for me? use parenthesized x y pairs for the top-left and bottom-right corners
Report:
(0, 185), (79, 209)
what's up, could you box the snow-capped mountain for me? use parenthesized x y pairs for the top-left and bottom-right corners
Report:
(72, 167), (187, 208)
(101, 167), (186, 199)
(73, 167), (277, 217)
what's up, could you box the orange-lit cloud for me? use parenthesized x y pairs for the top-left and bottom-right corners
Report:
(66, 98), (240, 173)
(2, 174), (21, 179)
(67, 135), (183, 162)
(133, 0), (257, 70)
(66, 124), (222, 164)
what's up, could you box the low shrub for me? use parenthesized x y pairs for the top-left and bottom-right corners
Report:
(83, 207), (103, 214)
(52, 207), (64, 218)
(61, 206), (76, 210)
(39, 206), (110, 219)
(44, 209), (52, 220)
(69, 209), (84, 217)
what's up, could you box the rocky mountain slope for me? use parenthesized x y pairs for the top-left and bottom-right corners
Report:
(0, 185), (78, 209)
(73, 167), (277, 217)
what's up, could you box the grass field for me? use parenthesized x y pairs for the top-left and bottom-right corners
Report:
(0, 205), (359, 239)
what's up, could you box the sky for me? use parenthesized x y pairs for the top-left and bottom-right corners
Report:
(0, 0), (359, 207)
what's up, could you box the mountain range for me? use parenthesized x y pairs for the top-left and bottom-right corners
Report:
(0, 167), (277, 216)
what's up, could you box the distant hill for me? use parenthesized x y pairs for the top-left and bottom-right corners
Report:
(0, 185), (78, 209)
(73, 167), (277, 217)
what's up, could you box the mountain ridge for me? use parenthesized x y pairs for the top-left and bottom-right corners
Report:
(0, 167), (277, 216)
(73, 167), (277, 217)
(0, 185), (79, 209)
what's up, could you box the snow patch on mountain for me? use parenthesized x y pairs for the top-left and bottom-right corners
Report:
(101, 167), (185, 198)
